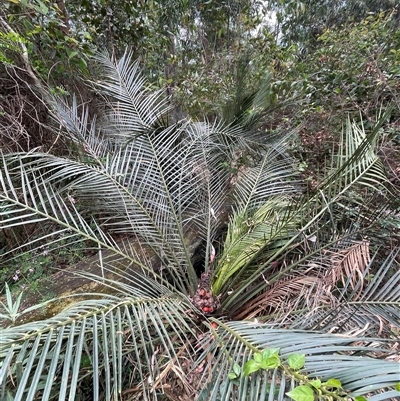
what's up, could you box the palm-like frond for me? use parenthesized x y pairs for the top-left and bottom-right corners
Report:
(211, 131), (301, 302)
(219, 56), (293, 141)
(237, 238), (372, 321)
(1, 51), (399, 401)
(231, 134), (300, 211)
(286, 248), (400, 337)
(0, 272), (197, 401)
(0, 52), (243, 293)
(0, 153), (122, 256)
(213, 198), (298, 297)
(53, 94), (107, 161)
(323, 115), (393, 200)
(212, 115), (397, 314)
(94, 51), (171, 137)
(197, 321), (400, 401)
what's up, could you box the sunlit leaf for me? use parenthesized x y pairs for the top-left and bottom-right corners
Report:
(243, 359), (260, 377)
(286, 385), (314, 401)
(309, 379), (321, 389)
(287, 353), (306, 370)
(325, 378), (342, 389)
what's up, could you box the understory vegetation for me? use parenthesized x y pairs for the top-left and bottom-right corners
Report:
(0, 1), (400, 400)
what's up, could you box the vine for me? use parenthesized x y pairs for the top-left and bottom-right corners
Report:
(228, 348), (385, 401)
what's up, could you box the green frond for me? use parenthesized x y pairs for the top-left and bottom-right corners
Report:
(231, 135), (300, 211)
(213, 198), (298, 297)
(0, 274), (197, 401)
(219, 57), (286, 137)
(0, 152), (149, 268)
(212, 113), (396, 316)
(210, 132), (301, 299)
(197, 321), (400, 401)
(93, 50), (171, 136)
(323, 115), (393, 200)
(53, 94), (107, 162)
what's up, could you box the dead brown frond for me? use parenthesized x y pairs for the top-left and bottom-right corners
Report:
(234, 275), (321, 320)
(234, 240), (371, 321)
(325, 239), (370, 299)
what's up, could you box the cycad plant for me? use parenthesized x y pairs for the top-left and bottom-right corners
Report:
(0, 52), (399, 401)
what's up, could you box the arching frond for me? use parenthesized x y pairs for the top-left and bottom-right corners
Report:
(94, 50), (171, 137)
(286, 248), (400, 337)
(0, 273), (197, 401)
(0, 153), (123, 257)
(197, 321), (400, 401)
(52, 94), (108, 162)
(237, 238), (372, 321)
(231, 134), (300, 211)
(322, 115), (394, 200)
(213, 115), (397, 314)
(212, 198), (298, 297)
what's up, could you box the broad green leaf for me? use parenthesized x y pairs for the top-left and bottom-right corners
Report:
(232, 363), (241, 377)
(309, 379), (321, 389)
(354, 397), (368, 401)
(228, 372), (237, 380)
(261, 348), (280, 359)
(287, 353), (305, 370)
(243, 359), (260, 377)
(396, 383), (400, 391)
(259, 355), (280, 369)
(286, 385), (314, 401)
(325, 378), (342, 388)
(254, 353), (263, 363)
